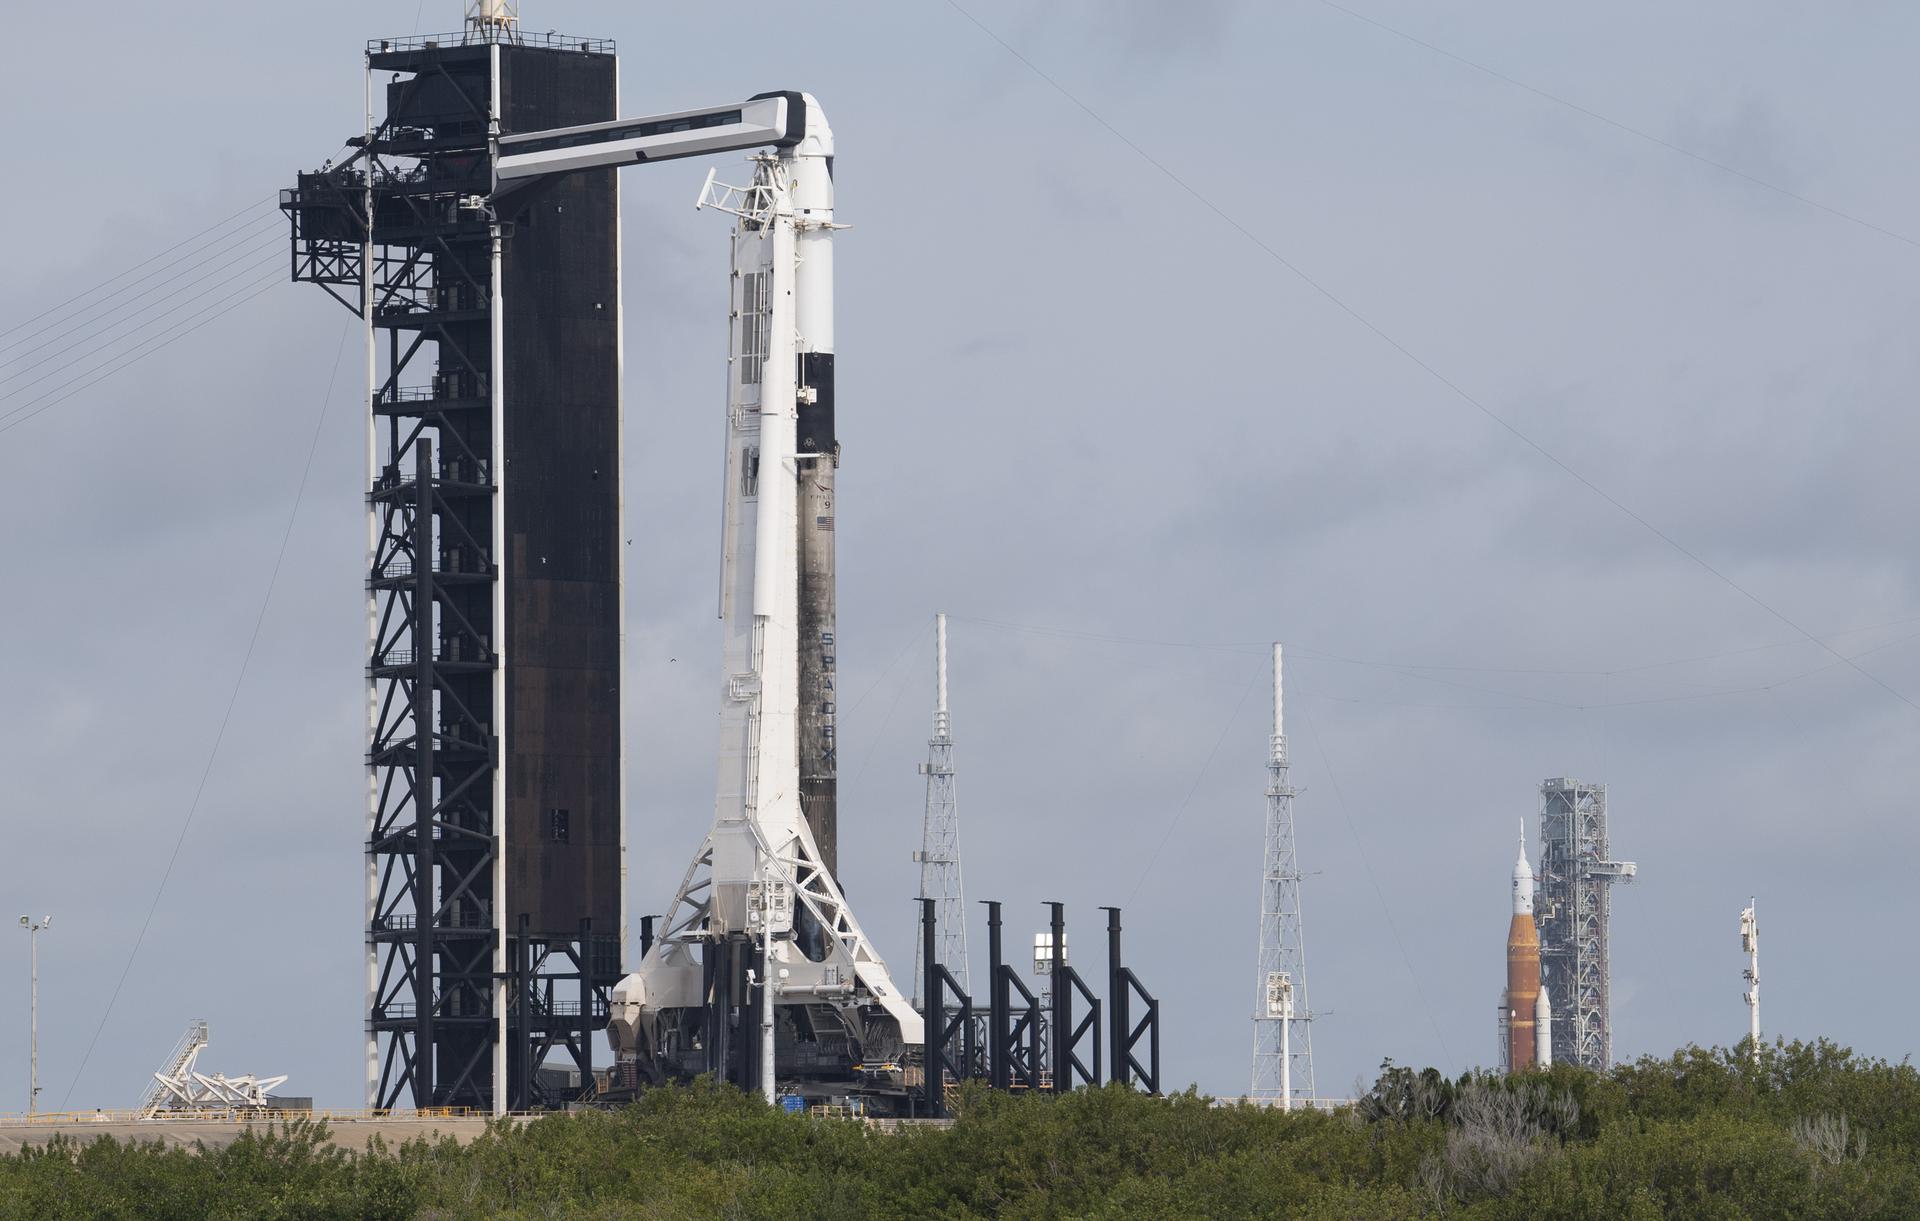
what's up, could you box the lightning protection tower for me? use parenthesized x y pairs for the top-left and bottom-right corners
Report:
(913, 613), (968, 1004)
(1250, 643), (1314, 1106)
(1536, 778), (1637, 1069)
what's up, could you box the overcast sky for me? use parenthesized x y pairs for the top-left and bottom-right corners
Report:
(3, 1), (1919, 1109)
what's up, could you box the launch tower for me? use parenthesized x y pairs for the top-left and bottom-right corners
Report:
(1536, 778), (1636, 1069)
(1249, 644), (1314, 1105)
(281, 4), (624, 1112)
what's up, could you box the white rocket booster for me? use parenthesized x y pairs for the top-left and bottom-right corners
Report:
(1535, 985), (1552, 1067)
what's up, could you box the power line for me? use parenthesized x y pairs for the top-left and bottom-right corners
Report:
(0, 239), (286, 400)
(57, 320), (353, 1108)
(950, 610), (1920, 705)
(0, 197), (278, 348)
(0, 218), (284, 379)
(938, 0), (1920, 717)
(945, 612), (1266, 656)
(1298, 706), (1454, 1065)
(846, 619), (937, 786)
(1313, 0), (1919, 251)
(0, 272), (285, 438)
(1125, 665), (1261, 906)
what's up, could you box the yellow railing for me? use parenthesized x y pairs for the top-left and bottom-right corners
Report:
(806, 1104), (864, 1120)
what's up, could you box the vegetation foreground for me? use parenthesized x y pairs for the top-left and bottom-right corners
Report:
(5, 1040), (1919, 1218)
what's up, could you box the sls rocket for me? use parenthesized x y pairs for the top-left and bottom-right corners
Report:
(1504, 820), (1543, 1072)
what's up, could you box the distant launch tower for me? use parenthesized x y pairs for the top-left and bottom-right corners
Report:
(1536, 778), (1636, 1069)
(913, 614), (969, 1004)
(1250, 644), (1314, 1105)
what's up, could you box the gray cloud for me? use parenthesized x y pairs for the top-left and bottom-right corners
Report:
(2, 0), (1917, 1109)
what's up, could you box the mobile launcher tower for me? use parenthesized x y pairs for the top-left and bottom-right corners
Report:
(280, 3), (861, 1112)
(1536, 778), (1637, 1069)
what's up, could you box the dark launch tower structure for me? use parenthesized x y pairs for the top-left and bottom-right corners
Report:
(281, 16), (623, 1112)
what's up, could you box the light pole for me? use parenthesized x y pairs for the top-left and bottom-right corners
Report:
(1265, 971), (1294, 1112)
(19, 916), (50, 1114)
(1740, 899), (1759, 1065)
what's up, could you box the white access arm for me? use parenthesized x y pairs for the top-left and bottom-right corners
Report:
(494, 92), (803, 184)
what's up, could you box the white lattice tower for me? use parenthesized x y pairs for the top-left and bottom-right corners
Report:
(1250, 643), (1314, 1105)
(1537, 778), (1635, 1069)
(913, 613), (969, 1004)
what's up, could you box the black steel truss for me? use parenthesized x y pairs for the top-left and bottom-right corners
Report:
(918, 899), (975, 1118)
(280, 49), (546, 1113)
(1100, 907), (1160, 1094)
(1045, 903), (1102, 1093)
(513, 916), (618, 1108)
(981, 901), (1044, 1093)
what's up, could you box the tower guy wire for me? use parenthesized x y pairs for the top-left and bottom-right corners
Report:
(55, 321), (352, 1107)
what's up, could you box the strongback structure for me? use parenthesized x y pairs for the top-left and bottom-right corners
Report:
(913, 613), (968, 1005)
(1250, 644), (1314, 1105)
(1536, 778), (1637, 1070)
(282, 6), (624, 1112)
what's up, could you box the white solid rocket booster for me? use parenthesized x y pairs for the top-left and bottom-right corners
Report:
(1535, 985), (1552, 1067)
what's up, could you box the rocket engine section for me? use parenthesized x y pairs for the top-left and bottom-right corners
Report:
(607, 96), (922, 1109)
(1504, 822), (1542, 1073)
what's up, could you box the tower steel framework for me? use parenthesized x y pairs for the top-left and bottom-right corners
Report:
(1250, 643), (1314, 1104)
(281, 10), (623, 1113)
(913, 613), (968, 1004)
(1536, 778), (1636, 1069)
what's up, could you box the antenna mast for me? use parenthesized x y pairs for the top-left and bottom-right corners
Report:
(1250, 643), (1314, 1106)
(913, 613), (969, 1003)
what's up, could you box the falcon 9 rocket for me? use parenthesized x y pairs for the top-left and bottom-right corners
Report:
(605, 96), (922, 1109)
